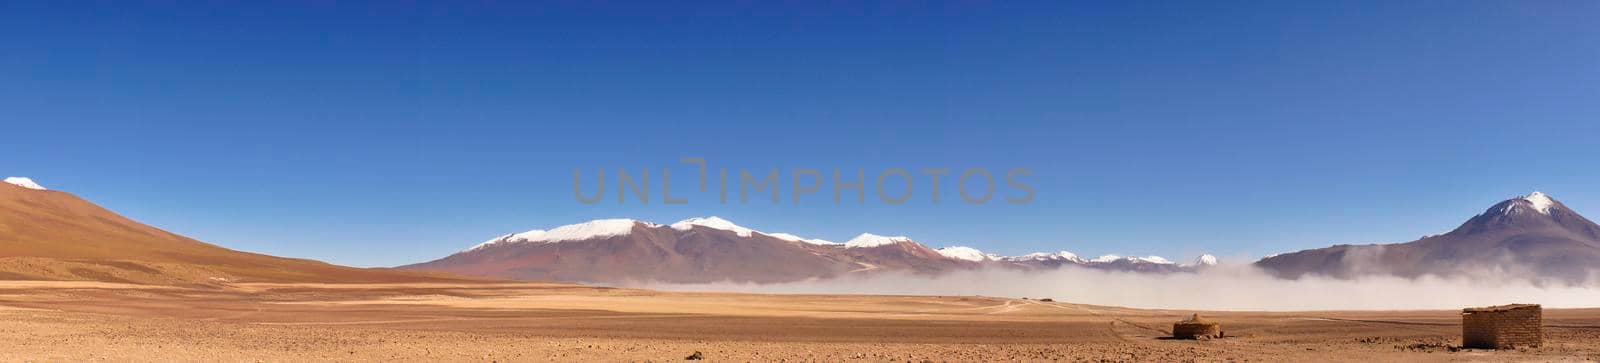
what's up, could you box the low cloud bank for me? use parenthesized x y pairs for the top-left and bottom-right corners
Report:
(642, 265), (1600, 311)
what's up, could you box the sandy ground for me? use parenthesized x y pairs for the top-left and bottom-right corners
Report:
(0, 281), (1596, 362)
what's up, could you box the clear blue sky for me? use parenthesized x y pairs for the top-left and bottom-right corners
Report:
(4, 1), (1598, 267)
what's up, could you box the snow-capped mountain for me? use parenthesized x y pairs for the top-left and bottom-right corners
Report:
(1257, 191), (1600, 282)
(836, 234), (975, 274)
(3, 177), (46, 191)
(407, 216), (1217, 284)
(409, 217), (865, 284)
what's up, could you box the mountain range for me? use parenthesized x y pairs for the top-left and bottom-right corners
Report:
(408, 192), (1600, 285)
(401, 216), (1216, 284)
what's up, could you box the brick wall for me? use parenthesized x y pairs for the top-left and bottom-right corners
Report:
(1462, 306), (1542, 349)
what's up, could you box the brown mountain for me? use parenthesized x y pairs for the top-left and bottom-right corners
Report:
(1256, 192), (1600, 282)
(836, 234), (980, 275)
(401, 218), (899, 284)
(403, 219), (865, 284)
(0, 178), (468, 285)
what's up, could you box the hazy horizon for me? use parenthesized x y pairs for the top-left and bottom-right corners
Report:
(647, 263), (1600, 311)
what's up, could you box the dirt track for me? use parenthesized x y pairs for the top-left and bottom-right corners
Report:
(0, 281), (1596, 362)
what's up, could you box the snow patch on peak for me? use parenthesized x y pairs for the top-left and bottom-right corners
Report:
(1521, 191), (1555, 215)
(936, 246), (989, 261)
(544, 218), (646, 240)
(671, 216), (754, 237)
(845, 233), (912, 248)
(1004, 251), (1082, 262)
(766, 232), (838, 245)
(1500, 191), (1558, 216)
(3, 177), (45, 190)
(465, 219), (644, 252)
(671, 216), (837, 245)
(463, 233), (527, 252)
(1132, 256), (1174, 264)
(1086, 254), (1173, 264)
(1192, 254), (1219, 266)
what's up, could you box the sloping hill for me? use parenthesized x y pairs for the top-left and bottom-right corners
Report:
(0, 179), (470, 285)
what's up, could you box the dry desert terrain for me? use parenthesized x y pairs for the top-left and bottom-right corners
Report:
(0, 281), (1597, 362)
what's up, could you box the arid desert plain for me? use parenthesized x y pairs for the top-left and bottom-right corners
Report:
(3, 281), (1598, 362)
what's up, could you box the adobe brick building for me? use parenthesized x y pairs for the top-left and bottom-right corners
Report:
(1461, 304), (1542, 349)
